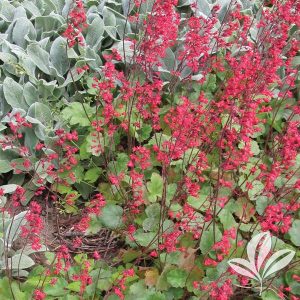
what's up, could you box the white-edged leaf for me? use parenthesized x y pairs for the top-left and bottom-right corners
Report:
(256, 232), (272, 272)
(228, 258), (260, 281)
(262, 249), (295, 279)
(247, 231), (270, 272)
(228, 258), (259, 281)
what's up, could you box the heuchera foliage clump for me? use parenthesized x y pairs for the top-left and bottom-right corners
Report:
(0, 0), (300, 299)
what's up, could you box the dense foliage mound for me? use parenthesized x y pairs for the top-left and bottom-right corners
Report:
(0, 0), (299, 299)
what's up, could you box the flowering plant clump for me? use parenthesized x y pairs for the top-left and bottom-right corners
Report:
(0, 0), (299, 299)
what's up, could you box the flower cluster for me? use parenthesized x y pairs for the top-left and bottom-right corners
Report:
(113, 268), (135, 300)
(63, 0), (87, 47)
(0, 0), (299, 299)
(21, 201), (44, 250)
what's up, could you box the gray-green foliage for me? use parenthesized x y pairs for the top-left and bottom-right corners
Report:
(0, 185), (47, 276)
(0, 0), (134, 121)
(0, 209), (34, 275)
(0, 0), (134, 200)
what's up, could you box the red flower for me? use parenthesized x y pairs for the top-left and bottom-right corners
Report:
(33, 290), (46, 300)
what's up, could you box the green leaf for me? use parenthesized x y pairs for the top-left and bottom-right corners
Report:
(166, 269), (188, 288)
(73, 164), (85, 183)
(27, 43), (51, 74)
(100, 204), (123, 229)
(156, 265), (173, 291)
(0, 160), (13, 173)
(187, 193), (208, 211)
(79, 141), (91, 159)
(84, 46), (102, 70)
(261, 290), (282, 300)
(288, 220), (300, 247)
(62, 102), (94, 127)
(84, 167), (102, 183)
(250, 140), (260, 155)
(219, 208), (237, 230)
(115, 153), (129, 173)
(3, 77), (28, 110)
(0, 1), (15, 22)
(143, 218), (158, 232)
(143, 203), (161, 232)
(136, 124), (152, 142)
(0, 277), (27, 299)
(292, 56), (300, 67)
(248, 180), (265, 200)
(161, 48), (176, 71)
(199, 225), (222, 254)
(166, 183), (177, 203)
(0, 195), (8, 208)
(147, 173), (163, 202)
(67, 282), (80, 292)
(206, 260), (229, 280)
(234, 197), (255, 223)
(86, 215), (102, 234)
(74, 181), (95, 199)
(122, 0), (135, 15)
(255, 195), (268, 215)
(44, 278), (68, 297)
(0, 52), (17, 65)
(133, 230), (156, 247)
(145, 203), (161, 218)
(121, 249), (141, 263)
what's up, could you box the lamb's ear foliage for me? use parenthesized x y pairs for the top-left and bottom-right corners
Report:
(0, 211), (40, 274)
(0, 0), (133, 113)
(0, 0), (133, 201)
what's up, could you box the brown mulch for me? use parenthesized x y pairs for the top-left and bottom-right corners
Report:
(44, 205), (123, 261)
